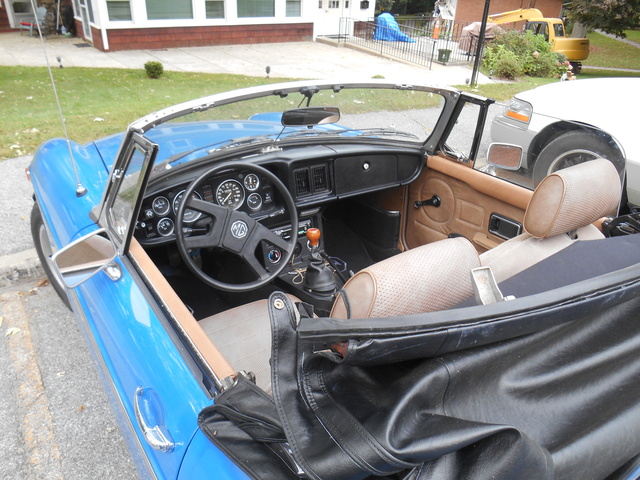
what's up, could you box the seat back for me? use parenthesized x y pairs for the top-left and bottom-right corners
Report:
(331, 237), (481, 319)
(481, 158), (622, 283)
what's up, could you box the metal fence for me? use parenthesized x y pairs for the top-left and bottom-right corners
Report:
(336, 17), (479, 70)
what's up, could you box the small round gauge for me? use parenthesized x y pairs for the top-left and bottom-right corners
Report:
(246, 192), (263, 210)
(216, 180), (245, 209)
(173, 190), (203, 223)
(152, 196), (170, 216)
(244, 173), (260, 191)
(157, 217), (175, 237)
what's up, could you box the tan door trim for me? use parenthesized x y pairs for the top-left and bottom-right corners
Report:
(428, 155), (533, 211)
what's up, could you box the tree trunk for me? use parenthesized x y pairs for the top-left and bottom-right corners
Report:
(572, 22), (587, 38)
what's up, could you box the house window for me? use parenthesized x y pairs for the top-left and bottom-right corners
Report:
(318, 0), (322, 7)
(206, 0), (225, 18)
(328, 0), (339, 7)
(107, 0), (132, 20)
(146, 0), (193, 19)
(286, 0), (301, 16)
(237, 0), (274, 17)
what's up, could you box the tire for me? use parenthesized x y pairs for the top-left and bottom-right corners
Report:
(532, 130), (624, 186)
(31, 203), (72, 310)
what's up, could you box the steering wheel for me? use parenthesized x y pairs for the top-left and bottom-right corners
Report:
(175, 162), (298, 292)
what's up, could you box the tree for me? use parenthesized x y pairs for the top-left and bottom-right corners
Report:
(566, 0), (640, 38)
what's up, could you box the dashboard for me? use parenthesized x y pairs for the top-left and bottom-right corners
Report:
(137, 170), (280, 245)
(135, 144), (426, 247)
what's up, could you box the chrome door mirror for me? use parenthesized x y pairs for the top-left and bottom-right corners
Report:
(52, 229), (117, 288)
(486, 143), (523, 170)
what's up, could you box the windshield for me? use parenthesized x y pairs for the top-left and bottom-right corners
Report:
(140, 82), (449, 180)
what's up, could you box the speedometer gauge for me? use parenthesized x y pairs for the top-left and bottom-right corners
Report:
(216, 180), (245, 209)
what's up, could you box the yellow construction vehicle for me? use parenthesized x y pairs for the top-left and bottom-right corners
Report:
(488, 8), (589, 72)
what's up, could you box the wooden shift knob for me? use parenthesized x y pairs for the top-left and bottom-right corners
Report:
(306, 228), (321, 247)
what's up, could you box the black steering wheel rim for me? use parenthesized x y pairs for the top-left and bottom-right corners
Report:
(175, 162), (298, 292)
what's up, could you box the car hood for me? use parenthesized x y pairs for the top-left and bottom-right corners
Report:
(515, 78), (640, 159)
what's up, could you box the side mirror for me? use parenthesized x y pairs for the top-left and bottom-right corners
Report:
(52, 229), (117, 288)
(486, 143), (523, 170)
(281, 107), (340, 127)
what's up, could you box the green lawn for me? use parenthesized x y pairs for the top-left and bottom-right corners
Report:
(0, 67), (284, 160)
(584, 31), (640, 70)
(623, 30), (640, 44)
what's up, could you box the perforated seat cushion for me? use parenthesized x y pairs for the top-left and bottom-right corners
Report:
(199, 294), (300, 393)
(331, 237), (481, 319)
(524, 158), (621, 239)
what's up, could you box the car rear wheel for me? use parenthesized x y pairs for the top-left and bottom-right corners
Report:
(532, 130), (624, 186)
(31, 203), (71, 309)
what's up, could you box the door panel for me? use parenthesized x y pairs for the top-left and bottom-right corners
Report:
(405, 155), (533, 253)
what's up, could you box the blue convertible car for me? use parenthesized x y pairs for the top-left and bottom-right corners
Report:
(29, 80), (640, 479)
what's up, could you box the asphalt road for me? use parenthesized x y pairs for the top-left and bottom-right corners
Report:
(0, 279), (139, 479)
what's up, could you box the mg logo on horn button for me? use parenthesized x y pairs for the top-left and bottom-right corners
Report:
(231, 220), (248, 239)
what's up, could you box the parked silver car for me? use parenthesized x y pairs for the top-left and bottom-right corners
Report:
(491, 77), (640, 208)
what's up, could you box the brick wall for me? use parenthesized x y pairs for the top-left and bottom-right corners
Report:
(454, 0), (564, 26)
(96, 23), (313, 52)
(0, 5), (11, 32)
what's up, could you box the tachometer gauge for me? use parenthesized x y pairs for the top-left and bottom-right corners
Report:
(246, 192), (263, 210)
(173, 190), (203, 223)
(216, 180), (244, 209)
(152, 196), (170, 216)
(244, 173), (260, 191)
(157, 217), (175, 236)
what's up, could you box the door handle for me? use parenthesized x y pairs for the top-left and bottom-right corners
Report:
(134, 386), (175, 452)
(414, 195), (441, 208)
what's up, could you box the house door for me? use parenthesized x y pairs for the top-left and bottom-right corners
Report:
(74, 0), (92, 42)
(315, 0), (350, 37)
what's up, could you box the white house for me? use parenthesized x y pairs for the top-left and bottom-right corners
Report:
(3, 0), (375, 51)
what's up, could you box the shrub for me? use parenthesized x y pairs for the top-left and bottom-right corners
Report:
(490, 48), (524, 79)
(483, 30), (566, 79)
(144, 61), (164, 79)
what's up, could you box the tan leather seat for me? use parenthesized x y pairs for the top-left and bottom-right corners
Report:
(331, 236), (480, 318)
(200, 237), (481, 391)
(481, 158), (621, 284)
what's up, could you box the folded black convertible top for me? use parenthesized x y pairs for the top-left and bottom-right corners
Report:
(200, 234), (640, 479)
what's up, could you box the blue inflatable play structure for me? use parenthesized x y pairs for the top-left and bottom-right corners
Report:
(374, 13), (416, 42)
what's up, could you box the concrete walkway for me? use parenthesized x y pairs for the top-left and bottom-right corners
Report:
(0, 32), (489, 86)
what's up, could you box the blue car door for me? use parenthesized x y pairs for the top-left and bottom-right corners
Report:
(68, 133), (216, 479)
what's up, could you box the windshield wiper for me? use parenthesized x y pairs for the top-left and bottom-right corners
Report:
(209, 134), (279, 151)
(152, 135), (278, 173)
(355, 128), (419, 139)
(284, 127), (419, 140)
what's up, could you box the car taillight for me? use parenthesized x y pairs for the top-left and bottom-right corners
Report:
(505, 98), (532, 124)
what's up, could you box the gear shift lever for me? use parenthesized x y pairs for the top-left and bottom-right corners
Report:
(303, 228), (337, 294)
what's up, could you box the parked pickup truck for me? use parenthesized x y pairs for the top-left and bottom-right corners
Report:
(489, 8), (589, 72)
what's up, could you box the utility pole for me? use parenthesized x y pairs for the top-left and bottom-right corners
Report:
(470, 0), (491, 87)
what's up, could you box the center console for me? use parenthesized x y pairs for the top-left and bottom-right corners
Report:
(267, 214), (345, 316)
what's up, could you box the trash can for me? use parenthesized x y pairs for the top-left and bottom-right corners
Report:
(438, 49), (452, 63)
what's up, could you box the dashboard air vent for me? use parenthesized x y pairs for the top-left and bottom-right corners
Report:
(311, 165), (328, 193)
(294, 169), (311, 196)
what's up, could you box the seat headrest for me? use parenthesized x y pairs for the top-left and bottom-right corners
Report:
(330, 237), (480, 319)
(524, 159), (621, 239)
